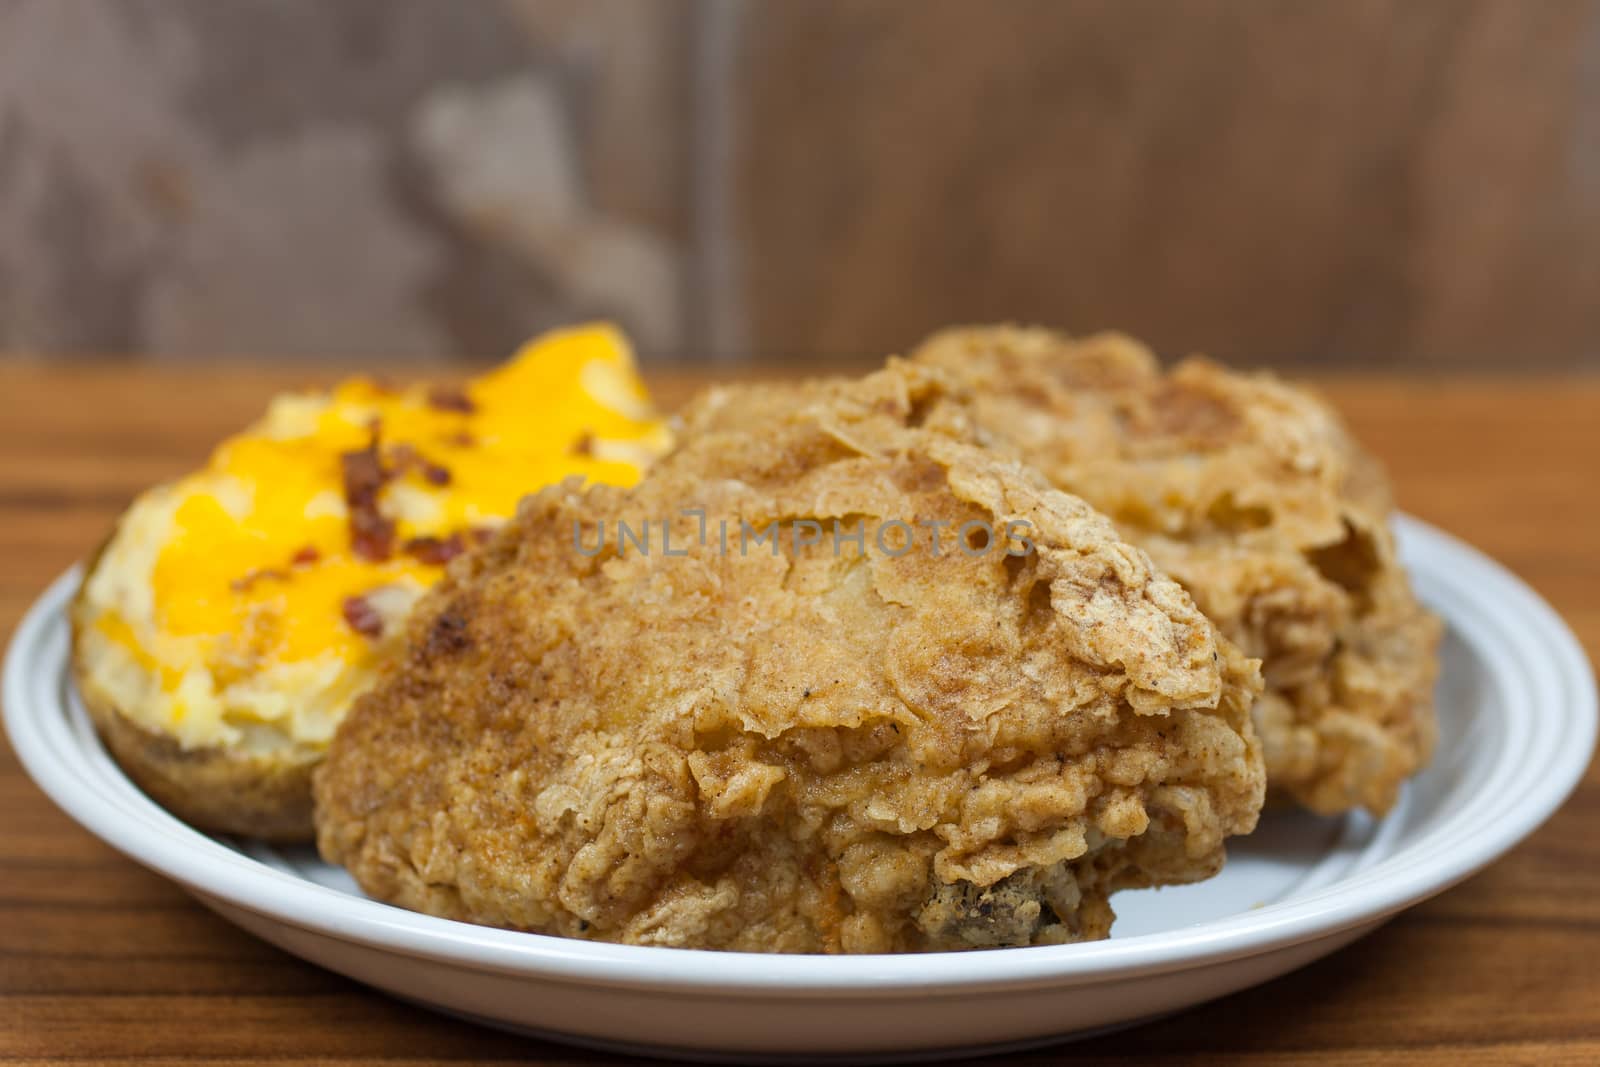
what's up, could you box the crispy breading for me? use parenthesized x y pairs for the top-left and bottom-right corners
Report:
(912, 326), (1440, 815)
(314, 362), (1264, 952)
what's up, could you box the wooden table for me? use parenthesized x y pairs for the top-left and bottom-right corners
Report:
(2, 362), (1596, 1065)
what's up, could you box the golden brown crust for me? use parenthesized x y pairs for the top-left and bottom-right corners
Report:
(315, 361), (1264, 953)
(911, 325), (1441, 815)
(70, 535), (319, 842)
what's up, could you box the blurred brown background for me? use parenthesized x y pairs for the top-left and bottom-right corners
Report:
(2, 0), (1598, 370)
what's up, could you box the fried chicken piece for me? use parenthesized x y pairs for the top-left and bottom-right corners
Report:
(912, 326), (1440, 815)
(314, 361), (1264, 952)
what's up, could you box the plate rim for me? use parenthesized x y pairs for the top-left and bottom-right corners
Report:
(5, 514), (1594, 998)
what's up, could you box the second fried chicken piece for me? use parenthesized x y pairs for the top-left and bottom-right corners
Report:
(913, 326), (1440, 815)
(315, 362), (1263, 952)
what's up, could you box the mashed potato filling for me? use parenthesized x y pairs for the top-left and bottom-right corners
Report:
(79, 324), (671, 752)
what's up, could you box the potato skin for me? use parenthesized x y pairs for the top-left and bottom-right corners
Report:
(69, 534), (320, 842)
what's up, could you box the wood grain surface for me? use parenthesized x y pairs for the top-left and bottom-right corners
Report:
(733, 0), (1600, 371)
(1, 361), (1597, 1064)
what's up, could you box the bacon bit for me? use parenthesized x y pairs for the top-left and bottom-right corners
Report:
(341, 594), (384, 639)
(341, 428), (396, 562)
(349, 513), (396, 563)
(570, 431), (595, 457)
(230, 567), (288, 593)
(468, 526), (497, 547)
(426, 386), (476, 414)
(290, 545), (320, 566)
(447, 431), (476, 448)
(403, 532), (467, 566)
(387, 442), (452, 487)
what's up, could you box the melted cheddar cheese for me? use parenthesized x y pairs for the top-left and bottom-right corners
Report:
(78, 323), (671, 752)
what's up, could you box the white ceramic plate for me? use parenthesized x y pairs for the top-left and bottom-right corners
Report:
(5, 516), (1594, 1063)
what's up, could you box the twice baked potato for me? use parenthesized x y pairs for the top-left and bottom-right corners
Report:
(70, 324), (670, 840)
